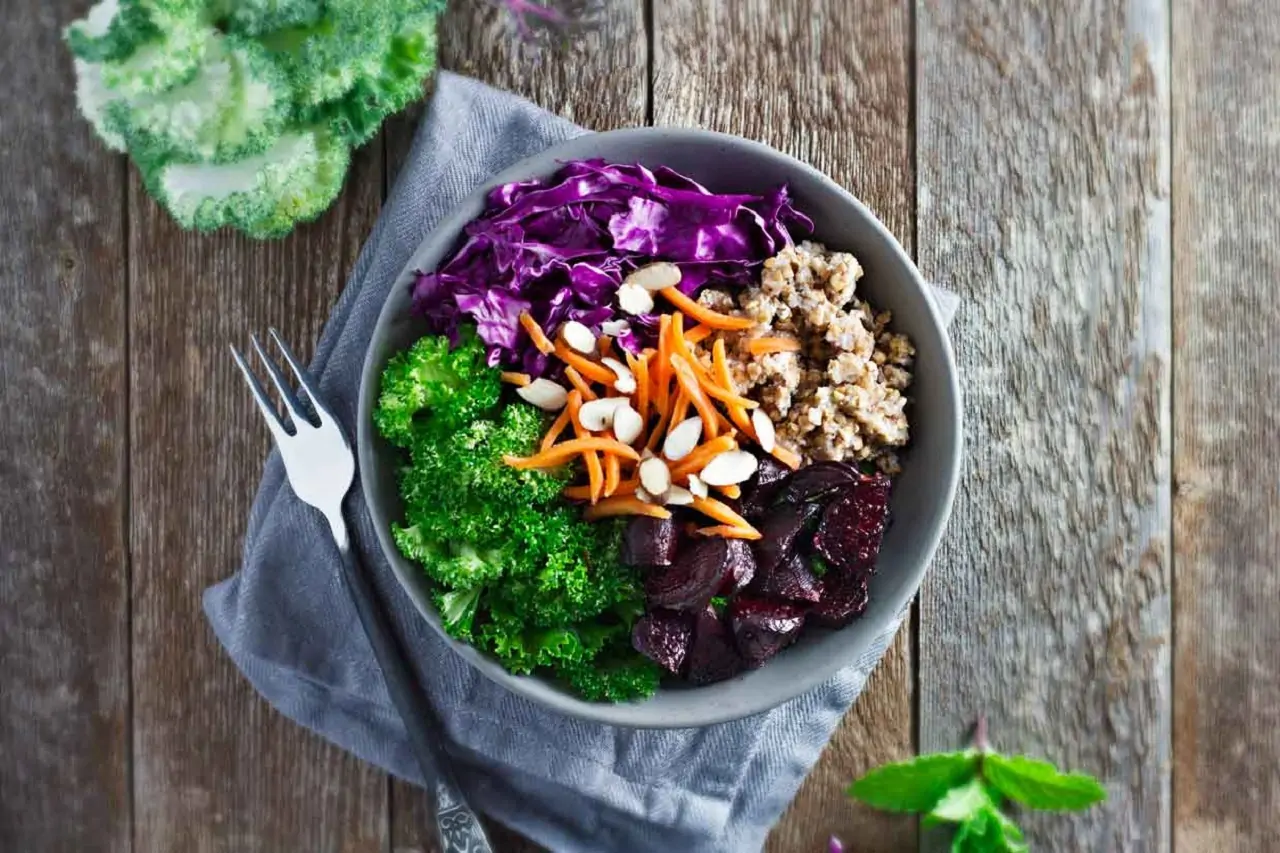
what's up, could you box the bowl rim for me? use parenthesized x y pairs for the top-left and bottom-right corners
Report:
(357, 126), (962, 728)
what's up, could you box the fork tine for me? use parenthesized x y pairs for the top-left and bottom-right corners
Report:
(250, 333), (310, 428)
(229, 345), (289, 441)
(268, 328), (335, 426)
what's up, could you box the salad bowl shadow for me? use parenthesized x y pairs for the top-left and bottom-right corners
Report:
(357, 127), (961, 729)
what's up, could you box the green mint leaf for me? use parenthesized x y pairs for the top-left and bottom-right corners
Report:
(983, 753), (1107, 811)
(950, 807), (1028, 853)
(929, 778), (995, 824)
(848, 751), (980, 813)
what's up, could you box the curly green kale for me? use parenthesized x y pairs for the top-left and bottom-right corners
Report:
(66, 0), (448, 238)
(375, 329), (655, 702)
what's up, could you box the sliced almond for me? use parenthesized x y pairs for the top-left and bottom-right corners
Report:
(600, 319), (631, 337)
(601, 357), (637, 394)
(664, 485), (695, 506)
(662, 416), (704, 461)
(561, 320), (596, 354)
(687, 473), (709, 498)
(516, 378), (568, 411)
(624, 261), (683, 292)
(639, 457), (672, 497)
(751, 409), (777, 453)
(699, 450), (759, 486)
(612, 403), (644, 445)
(617, 283), (655, 316)
(578, 396), (628, 431)
(636, 485), (656, 504)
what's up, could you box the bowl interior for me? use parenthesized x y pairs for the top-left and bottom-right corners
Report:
(357, 128), (961, 728)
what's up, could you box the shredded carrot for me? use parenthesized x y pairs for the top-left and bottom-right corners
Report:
(598, 336), (614, 358)
(566, 390), (604, 502)
(712, 337), (758, 440)
(646, 405), (673, 452)
(500, 371), (531, 387)
(659, 287), (755, 330)
(696, 372), (759, 409)
(690, 495), (754, 530)
(628, 352), (650, 420)
(685, 324), (715, 344)
(669, 311), (710, 380)
(583, 496), (672, 521)
(748, 336), (802, 356)
(603, 449), (621, 496)
(503, 438), (638, 469)
(540, 407), (572, 452)
(554, 341), (615, 385)
(716, 484), (742, 500)
(655, 315), (673, 414)
(563, 365), (597, 401)
(770, 443), (803, 470)
(670, 389), (691, 428)
(519, 312), (555, 354)
(670, 354), (720, 439)
(695, 524), (762, 540)
(668, 434), (738, 479)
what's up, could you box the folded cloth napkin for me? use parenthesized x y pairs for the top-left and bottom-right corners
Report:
(205, 71), (958, 853)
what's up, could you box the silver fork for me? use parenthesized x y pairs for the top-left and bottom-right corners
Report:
(231, 330), (492, 853)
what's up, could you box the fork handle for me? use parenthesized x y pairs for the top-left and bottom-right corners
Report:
(333, 528), (492, 853)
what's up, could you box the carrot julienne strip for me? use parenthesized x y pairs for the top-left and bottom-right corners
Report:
(540, 407), (572, 452)
(747, 336), (802, 356)
(668, 434), (738, 479)
(563, 365), (597, 400)
(519, 312), (555, 354)
(565, 390), (604, 502)
(690, 495), (754, 530)
(658, 287), (755, 330)
(695, 524), (762, 540)
(603, 449), (621, 496)
(554, 341), (616, 384)
(500, 371), (531, 387)
(770, 443), (803, 470)
(583, 496), (672, 521)
(670, 354), (720, 439)
(502, 438), (638, 469)
(685, 324), (715, 344)
(716, 484), (742, 500)
(712, 337), (758, 440)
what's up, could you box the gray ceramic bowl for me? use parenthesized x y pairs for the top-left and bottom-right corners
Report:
(357, 128), (961, 728)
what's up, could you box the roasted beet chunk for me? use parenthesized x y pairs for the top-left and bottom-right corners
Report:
(740, 455), (792, 518)
(812, 474), (891, 574)
(809, 574), (870, 628)
(646, 537), (730, 611)
(719, 539), (757, 595)
(750, 551), (821, 603)
(686, 606), (746, 685)
(622, 515), (679, 568)
(774, 461), (862, 505)
(632, 609), (695, 674)
(729, 597), (806, 667)
(752, 503), (811, 575)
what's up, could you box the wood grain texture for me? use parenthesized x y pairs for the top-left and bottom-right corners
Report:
(128, 143), (389, 850)
(653, 2), (917, 850)
(385, 5), (647, 851)
(916, 0), (1172, 849)
(1172, 1), (1280, 849)
(0, 3), (130, 851)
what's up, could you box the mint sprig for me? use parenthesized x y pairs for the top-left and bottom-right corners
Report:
(847, 718), (1106, 852)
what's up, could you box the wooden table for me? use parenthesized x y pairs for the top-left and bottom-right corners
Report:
(3, 1), (1276, 850)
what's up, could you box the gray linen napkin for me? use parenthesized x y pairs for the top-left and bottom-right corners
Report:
(205, 71), (958, 853)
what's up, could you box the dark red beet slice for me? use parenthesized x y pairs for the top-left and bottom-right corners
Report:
(646, 537), (730, 611)
(622, 515), (679, 567)
(686, 606), (746, 685)
(809, 573), (870, 628)
(812, 474), (891, 573)
(729, 597), (806, 667)
(719, 539), (757, 595)
(751, 503), (811, 575)
(750, 551), (821, 603)
(740, 455), (792, 518)
(632, 609), (695, 673)
(775, 461), (862, 505)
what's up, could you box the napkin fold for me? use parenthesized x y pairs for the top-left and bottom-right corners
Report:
(205, 71), (958, 853)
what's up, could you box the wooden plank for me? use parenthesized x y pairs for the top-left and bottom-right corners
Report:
(652, 1), (917, 850)
(1171, 2), (1280, 849)
(128, 143), (389, 848)
(385, 5), (648, 850)
(916, 0), (1171, 849)
(0, 4), (130, 851)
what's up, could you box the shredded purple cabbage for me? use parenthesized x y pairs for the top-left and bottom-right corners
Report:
(412, 159), (813, 373)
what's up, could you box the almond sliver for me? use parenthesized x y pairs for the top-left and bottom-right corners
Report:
(562, 320), (597, 354)
(617, 283), (655, 315)
(639, 457), (672, 497)
(601, 357), (637, 394)
(699, 450), (759, 486)
(662, 416), (704, 462)
(687, 473), (709, 498)
(516, 378), (568, 411)
(625, 262), (682, 292)
(578, 396), (628, 431)
(664, 485), (695, 506)
(751, 409), (777, 453)
(612, 403), (644, 445)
